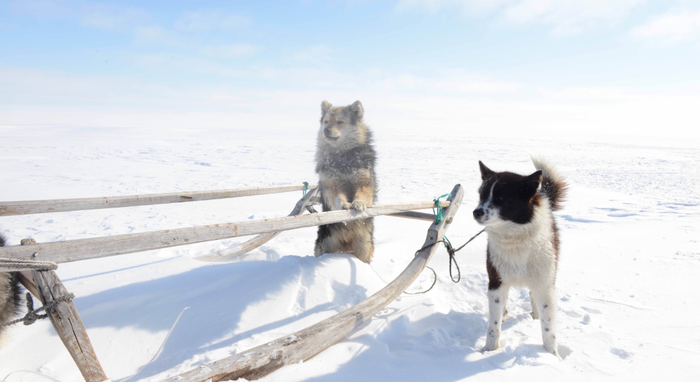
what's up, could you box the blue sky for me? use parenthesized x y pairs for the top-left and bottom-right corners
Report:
(1, 0), (699, 143)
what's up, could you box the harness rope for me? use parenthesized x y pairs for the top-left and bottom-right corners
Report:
(404, 195), (486, 294)
(0, 257), (68, 328)
(441, 228), (486, 283)
(0, 292), (75, 328)
(403, 229), (485, 294)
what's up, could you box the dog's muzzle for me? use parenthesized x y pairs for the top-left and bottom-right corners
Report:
(473, 207), (485, 220)
(324, 128), (340, 140)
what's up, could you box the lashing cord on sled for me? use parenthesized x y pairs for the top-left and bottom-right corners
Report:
(432, 193), (451, 224)
(0, 292), (74, 328)
(301, 181), (318, 214)
(0, 258), (71, 328)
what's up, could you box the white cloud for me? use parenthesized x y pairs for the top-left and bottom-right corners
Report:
(3, 66), (699, 145)
(201, 44), (263, 58)
(286, 45), (337, 66)
(396, 0), (509, 14)
(79, 4), (150, 32)
(9, 0), (73, 20)
(396, 0), (646, 36)
(631, 9), (700, 43)
(174, 10), (250, 33)
(132, 26), (191, 48)
(380, 74), (523, 94)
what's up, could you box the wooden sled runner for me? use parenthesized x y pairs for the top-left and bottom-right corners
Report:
(0, 183), (464, 381)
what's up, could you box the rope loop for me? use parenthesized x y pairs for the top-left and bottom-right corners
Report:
(404, 229), (486, 295)
(442, 236), (461, 283)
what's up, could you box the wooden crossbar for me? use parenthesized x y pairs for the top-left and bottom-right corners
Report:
(0, 200), (451, 264)
(195, 187), (319, 262)
(0, 184), (316, 216)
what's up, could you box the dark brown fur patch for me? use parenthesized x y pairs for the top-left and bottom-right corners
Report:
(486, 247), (502, 291)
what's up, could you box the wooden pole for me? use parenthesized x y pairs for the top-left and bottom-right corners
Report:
(0, 183), (316, 216)
(19, 238), (108, 382)
(32, 270), (109, 382)
(0, 200), (451, 264)
(16, 239), (41, 299)
(313, 197), (434, 221)
(195, 187), (319, 262)
(165, 184), (464, 382)
(388, 211), (435, 221)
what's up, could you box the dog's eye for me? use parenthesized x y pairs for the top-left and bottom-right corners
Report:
(324, 120), (329, 124)
(337, 121), (344, 125)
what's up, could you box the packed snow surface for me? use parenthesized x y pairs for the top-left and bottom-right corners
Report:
(0, 127), (698, 381)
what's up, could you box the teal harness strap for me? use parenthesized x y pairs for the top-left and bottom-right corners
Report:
(432, 193), (451, 224)
(302, 181), (309, 198)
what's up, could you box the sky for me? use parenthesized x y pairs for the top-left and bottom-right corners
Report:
(1, 0), (699, 145)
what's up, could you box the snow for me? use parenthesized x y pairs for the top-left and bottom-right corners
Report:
(0, 126), (699, 381)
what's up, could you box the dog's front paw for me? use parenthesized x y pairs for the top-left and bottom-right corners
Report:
(351, 199), (367, 211)
(484, 330), (500, 352)
(341, 202), (352, 210)
(543, 340), (559, 357)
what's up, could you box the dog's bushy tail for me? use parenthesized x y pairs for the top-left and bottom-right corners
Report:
(532, 157), (567, 211)
(1, 233), (23, 341)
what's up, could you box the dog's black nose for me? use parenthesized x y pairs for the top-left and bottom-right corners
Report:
(473, 208), (484, 219)
(324, 127), (331, 134)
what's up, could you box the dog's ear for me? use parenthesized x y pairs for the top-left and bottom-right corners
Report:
(522, 170), (542, 198)
(321, 100), (332, 115)
(479, 161), (495, 181)
(347, 100), (364, 121)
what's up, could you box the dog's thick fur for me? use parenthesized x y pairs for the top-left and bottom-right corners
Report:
(314, 100), (377, 263)
(0, 234), (23, 345)
(473, 158), (567, 356)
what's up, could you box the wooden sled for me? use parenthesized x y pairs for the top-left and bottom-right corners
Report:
(0, 183), (464, 381)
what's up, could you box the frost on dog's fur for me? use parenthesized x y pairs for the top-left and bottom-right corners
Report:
(314, 100), (378, 264)
(473, 158), (567, 357)
(0, 233), (23, 346)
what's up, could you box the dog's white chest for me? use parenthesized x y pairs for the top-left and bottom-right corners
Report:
(489, 241), (532, 285)
(487, 223), (556, 287)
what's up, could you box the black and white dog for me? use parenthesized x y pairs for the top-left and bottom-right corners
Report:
(473, 158), (567, 356)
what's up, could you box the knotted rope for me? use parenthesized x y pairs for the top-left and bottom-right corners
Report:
(0, 292), (74, 328)
(432, 193), (451, 224)
(405, 229), (486, 294)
